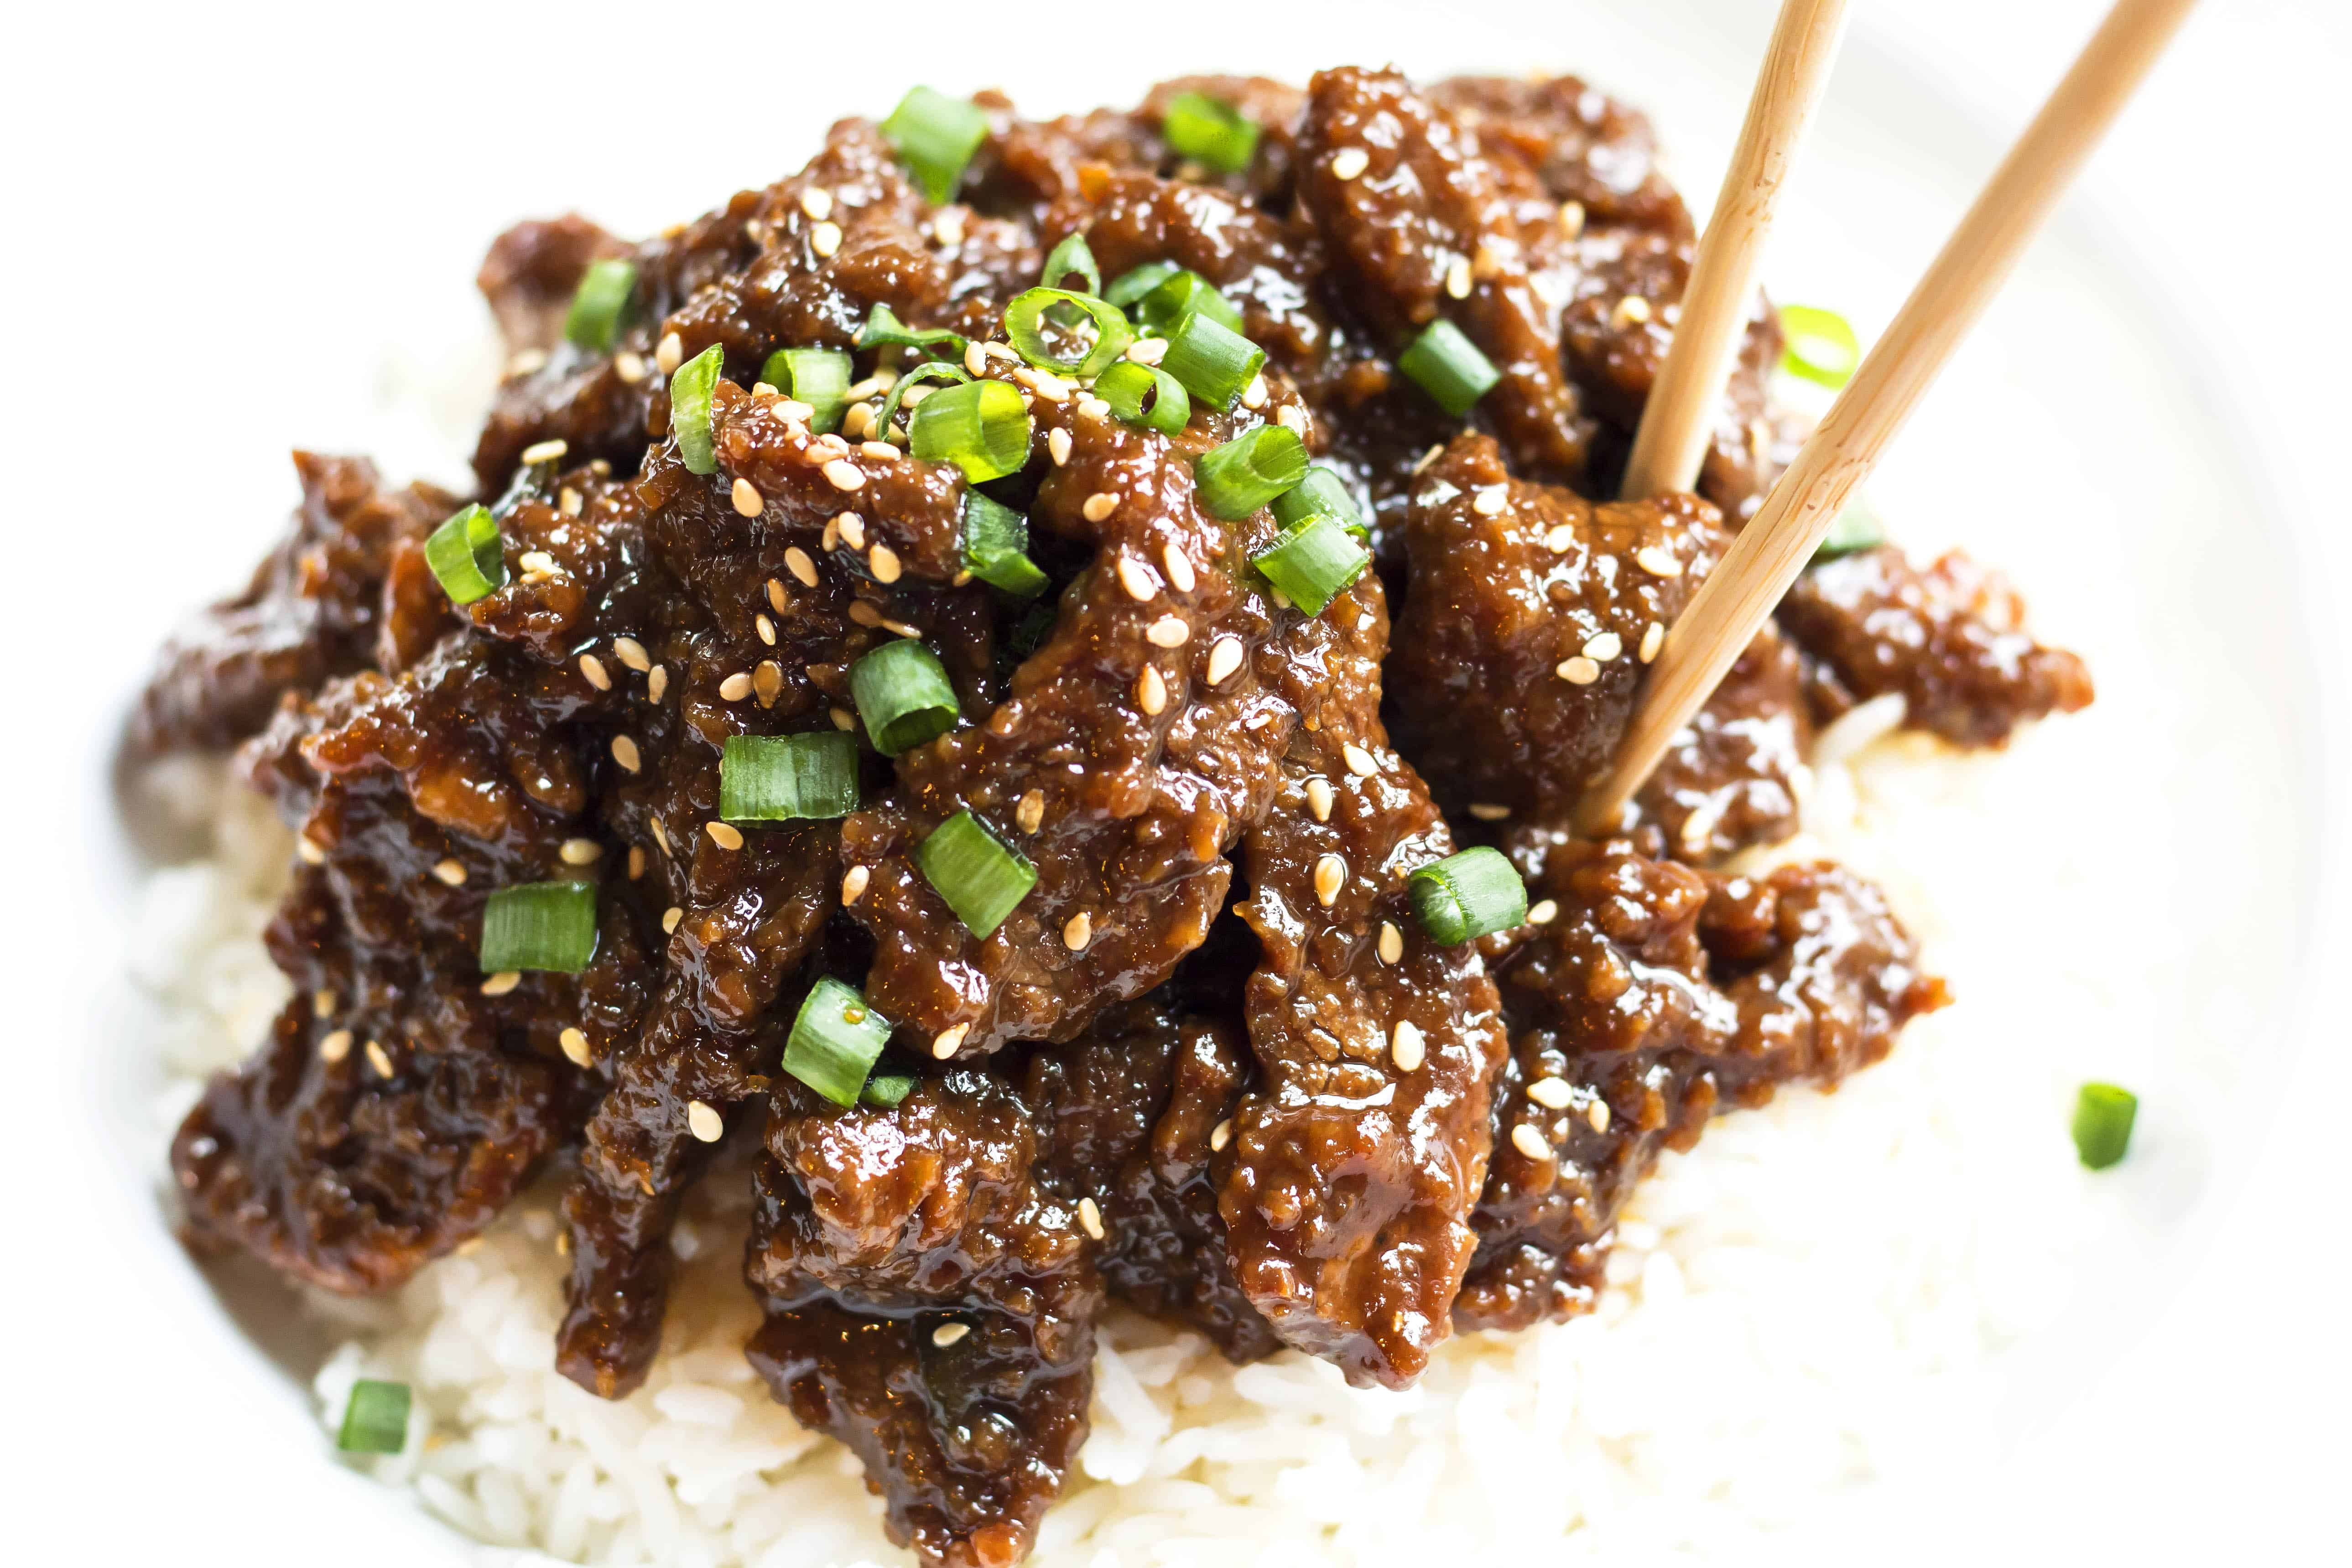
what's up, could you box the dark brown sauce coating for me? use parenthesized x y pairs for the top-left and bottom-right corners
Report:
(141, 65), (2090, 1565)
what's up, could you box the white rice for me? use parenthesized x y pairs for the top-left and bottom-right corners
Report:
(131, 706), (2113, 1567)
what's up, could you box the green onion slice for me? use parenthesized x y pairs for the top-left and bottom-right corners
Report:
(424, 504), (506, 607)
(479, 881), (600, 974)
(1096, 360), (1190, 436)
(860, 1071), (918, 1109)
(962, 493), (1049, 597)
(850, 639), (961, 756)
(1252, 512), (1369, 616)
(336, 1379), (411, 1455)
(1270, 466), (1365, 536)
(1159, 304), (1265, 413)
(1398, 319), (1499, 418)
(874, 360), (970, 444)
(910, 378), (1033, 482)
(760, 347), (852, 434)
(880, 86), (989, 205)
(856, 302), (969, 362)
(784, 977), (894, 1106)
(1162, 91), (1260, 174)
(1004, 287), (1134, 380)
(2071, 1082), (2138, 1170)
(1105, 261), (1181, 309)
(719, 732), (860, 822)
(1195, 426), (1308, 522)
(1039, 232), (1102, 297)
(669, 343), (726, 475)
(1408, 847), (1528, 945)
(1778, 304), (1860, 389)
(1134, 270), (1244, 337)
(563, 258), (636, 354)
(1813, 498), (1885, 563)
(916, 809), (1038, 939)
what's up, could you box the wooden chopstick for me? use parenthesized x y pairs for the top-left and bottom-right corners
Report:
(1577, 0), (2198, 834)
(1619, 0), (1851, 502)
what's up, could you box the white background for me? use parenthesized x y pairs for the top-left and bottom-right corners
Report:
(3, 0), (2346, 1562)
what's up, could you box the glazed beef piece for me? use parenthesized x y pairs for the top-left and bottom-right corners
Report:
(1632, 621), (1811, 863)
(1780, 545), (2095, 747)
(983, 76), (1306, 216)
(1453, 837), (1945, 1332)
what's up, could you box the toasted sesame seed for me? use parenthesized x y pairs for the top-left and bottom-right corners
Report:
(1588, 1099), (1611, 1132)
(831, 706), (857, 731)
(661, 905), (684, 934)
(1445, 256), (1473, 299)
(932, 1322), (970, 1347)
(1046, 427), (1072, 467)
(1527, 899), (1559, 926)
(520, 438), (569, 466)
(1126, 337), (1169, 366)
(319, 1029), (353, 1063)
(1136, 665), (1168, 716)
(706, 821), (745, 851)
(1086, 493), (1123, 526)
(1390, 1019), (1426, 1072)
(687, 1101), (724, 1142)
(646, 664), (670, 702)
(859, 440), (899, 463)
(1472, 488), (1508, 517)
(1016, 789), (1046, 834)
(1634, 545), (1682, 578)
(1511, 1123), (1551, 1161)
(1241, 374), (1269, 410)
(1146, 542), (1193, 594)
(312, 989), (337, 1019)
(518, 550), (559, 577)
(1467, 803), (1511, 821)
(1114, 557), (1160, 603)
(1313, 853), (1346, 907)
(755, 613), (776, 646)
(610, 736), (642, 774)
(558, 486), (583, 516)
(809, 221), (843, 258)
(613, 351), (646, 384)
(432, 858), (467, 886)
(365, 1040), (395, 1078)
(560, 1027), (593, 1067)
(628, 846), (645, 879)
(1207, 637), (1244, 686)
(1209, 1118), (1233, 1152)
(1611, 295), (1652, 327)
(656, 332), (684, 374)
(963, 339), (989, 377)
(297, 835), (326, 865)
(1640, 621), (1665, 662)
(507, 347), (548, 378)
(822, 459), (865, 491)
(1558, 657), (1600, 685)
(650, 817), (671, 856)
(481, 971), (522, 997)
(1584, 631), (1624, 661)
(835, 512), (866, 551)
(931, 1023), (969, 1060)
(870, 544), (902, 584)
(1146, 615), (1190, 648)
(1544, 524), (1577, 552)
(1305, 776), (1335, 822)
(848, 601), (882, 627)
(560, 838), (602, 866)
(770, 548), (813, 594)
(719, 672), (754, 702)
(1077, 1196), (1106, 1241)
(841, 402), (874, 440)
(579, 654), (612, 691)
(1527, 1076), (1574, 1109)
(1342, 743), (1377, 777)
(1331, 146), (1370, 180)
(801, 187), (833, 220)
(1274, 405), (1309, 437)
(1077, 395), (1111, 421)
(841, 865), (871, 905)
(1560, 200), (1587, 238)
(1063, 912), (1093, 951)
(729, 477), (763, 517)
(1378, 920), (1405, 965)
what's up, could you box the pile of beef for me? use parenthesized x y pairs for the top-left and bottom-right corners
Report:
(143, 67), (2089, 1568)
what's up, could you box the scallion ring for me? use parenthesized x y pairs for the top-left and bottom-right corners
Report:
(424, 504), (506, 607)
(849, 639), (961, 756)
(479, 881), (599, 974)
(668, 343), (726, 475)
(880, 86), (989, 206)
(1162, 91), (1260, 174)
(1038, 232), (1102, 298)
(563, 259), (636, 354)
(1778, 304), (1860, 389)
(2071, 1082), (2137, 1170)
(909, 378), (1033, 483)
(784, 977), (894, 1106)
(1407, 847), (1527, 945)
(1195, 425), (1308, 522)
(1159, 304), (1266, 413)
(1004, 287), (1134, 380)
(1095, 360), (1190, 436)
(873, 360), (970, 444)
(855, 302), (969, 362)
(915, 809), (1038, 939)
(1134, 270), (1244, 337)
(336, 1380), (412, 1455)
(719, 732), (861, 822)
(1105, 261), (1181, 309)
(1270, 465), (1365, 537)
(1397, 319), (1499, 418)
(961, 493), (1049, 597)
(760, 347), (852, 434)
(860, 1071), (918, 1109)
(1251, 512), (1369, 617)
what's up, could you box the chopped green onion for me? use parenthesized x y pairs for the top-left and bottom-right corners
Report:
(874, 360), (970, 444)
(850, 639), (961, 756)
(962, 493), (1048, 597)
(1038, 232), (1102, 297)
(1105, 261), (1181, 309)
(2071, 1082), (2138, 1170)
(563, 259), (636, 354)
(1408, 847), (1528, 945)
(760, 347), (851, 434)
(1096, 360), (1191, 436)
(336, 1379), (411, 1454)
(860, 1071), (918, 1109)
(1270, 466), (1365, 536)
(479, 881), (600, 974)
(1134, 270), (1244, 337)
(1162, 91), (1259, 174)
(1778, 304), (1860, 389)
(1813, 498), (1885, 562)
(880, 86), (989, 205)
(669, 343), (725, 475)
(916, 809), (1038, 939)
(1160, 305), (1266, 413)
(1195, 426), (1308, 521)
(719, 732), (860, 822)
(424, 504), (506, 607)
(1398, 319), (1499, 418)
(1004, 287), (1134, 379)
(856, 302), (969, 362)
(784, 977), (893, 1106)
(1252, 513), (1369, 616)
(910, 379), (1033, 482)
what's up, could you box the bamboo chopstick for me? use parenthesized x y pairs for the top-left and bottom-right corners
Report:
(1619, 0), (1851, 502)
(1577, 0), (2198, 834)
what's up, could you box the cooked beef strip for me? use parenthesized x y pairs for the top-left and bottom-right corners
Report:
(1633, 620), (1811, 862)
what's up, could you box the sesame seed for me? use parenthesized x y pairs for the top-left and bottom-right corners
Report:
(706, 821), (745, 851)
(801, 187), (833, 220)
(649, 665), (672, 702)
(1558, 656), (1601, 685)
(931, 1023), (969, 1060)
(1378, 921), (1405, 965)
(1047, 427), (1072, 466)
(1087, 493), (1123, 526)
(1390, 1019), (1426, 1072)
(1313, 853), (1346, 907)
(932, 1322), (970, 1347)
(1207, 637), (1244, 685)
(1472, 488), (1508, 517)
(687, 1101), (724, 1142)
(558, 487), (583, 517)
(1275, 405), (1308, 437)
(1527, 898), (1559, 925)
(755, 613), (777, 645)
(365, 1040), (395, 1078)
(1241, 374), (1269, 410)
(611, 736), (642, 773)
(1445, 256), (1473, 299)
(1062, 912), (1093, 951)
(1077, 1196), (1106, 1240)
(518, 550), (559, 576)
(1146, 615), (1190, 648)
(1342, 743), (1377, 777)
(1560, 200), (1587, 238)
(312, 990), (337, 1019)
(1126, 337), (1169, 366)
(650, 817), (671, 856)
(848, 601), (882, 627)
(870, 544), (902, 584)
(859, 440), (899, 462)
(1136, 665), (1168, 716)
(579, 654), (611, 691)
(1544, 524), (1577, 552)
(507, 348), (548, 378)
(628, 846), (645, 879)
(1527, 1077), (1574, 1109)
(842, 865), (870, 904)
(719, 672), (753, 701)
(1611, 295), (1652, 327)
(1331, 146), (1370, 180)
(842, 403), (874, 440)
(319, 1029), (353, 1063)
(481, 971), (522, 997)
(1511, 1123), (1551, 1161)
(656, 332), (684, 374)
(1588, 1099), (1612, 1133)
(1018, 366), (1073, 402)
(838, 513), (867, 550)
(297, 835), (326, 865)
(1076, 395), (1111, 421)
(963, 340), (989, 377)
(432, 858), (467, 886)
(731, 478), (764, 516)
(773, 547), (815, 592)
(1209, 1118), (1233, 1152)
(520, 438), (569, 466)
(831, 706), (857, 731)
(1467, 803), (1511, 821)
(1634, 545), (1682, 578)
(560, 1027), (593, 1067)
(613, 351), (646, 384)
(1305, 776), (1335, 822)
(1584, 631), (1624, 661)
(560, 838), (602, 865)
(1016, 789), (1046, 834)
(1640, 622), (1665, 662)
(662, 906), (684, 934)
(1154, 543), (1197, 593)
(810, 221), (843, 258)
(824, 459), (865, 492)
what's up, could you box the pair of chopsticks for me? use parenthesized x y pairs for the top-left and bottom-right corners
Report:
(1577, 0), (2198, 833)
